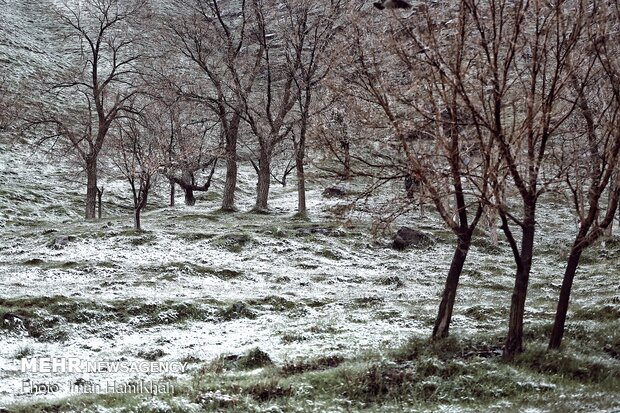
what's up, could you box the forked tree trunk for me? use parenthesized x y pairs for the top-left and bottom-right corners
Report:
(85, 156), (98, 220)
(132, 180), (150, 232)
(169, 179), (175, 207)
(549, 246), (583, 349)
(504, 204), (536, 359)
(432, 232), (472, 339)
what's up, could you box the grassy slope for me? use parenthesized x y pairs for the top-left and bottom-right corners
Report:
(0, 177), (618, 412)
(0, 1), (619, 411)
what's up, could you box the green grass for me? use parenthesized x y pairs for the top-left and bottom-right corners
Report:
(248, 295), (297, 312)
(3, 184), (620, 413)
(13, 345), (34, 359)
(0, 296), (217, 340)
(8, 333), (619, 413)
(211, 233), (253, 252)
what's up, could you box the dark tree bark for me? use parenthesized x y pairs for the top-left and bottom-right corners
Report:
(548, 185), (620, 349)
(433, 231), (472, 338)
(169, 160), (217, 207)
(222, 157), (237, 211)
(503, 204), (536, 357)
(40, 0), (146, 220)
(604, 178), (618, 237)
(295, 134), (307, 216)
(184, 187), (196, 206)
(171, 2), (263, 213)
(97, 186), (104, 219)
(342, 139), (351, 180)
(294, 86), (312, 216)
(85, 157), (98, 220)
(254, 148), (272, 212)
(169, 179), (175, 207)
(548, 247), (583, 349)
(128, 171), (150, 232)
(431, 102), (484, 339)
(547, 47), (620, 349)
(221, 116), (240, 211)
(134, 208), (141, 231)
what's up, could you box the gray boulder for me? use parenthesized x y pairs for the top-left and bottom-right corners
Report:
(392, 227), (433, 250)
(322, 186), (346, 198)
(48, 235), (74, 249)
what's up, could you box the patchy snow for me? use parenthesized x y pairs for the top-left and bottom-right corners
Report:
(1, 0), (618, 411)
(0, 122), (458, 407)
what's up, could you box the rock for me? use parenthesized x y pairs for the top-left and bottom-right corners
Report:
(23, 258), (44, 265)
(322, 186), (346, 198)
(214, 233), (252, 253)
(48, 235), (70, 249)
(220, 302), (256, 320)
(3, 312), (26, 330)
(392, 227), (433, 250)
(378, 275), (405, 288)
(237, 347), (273, 370)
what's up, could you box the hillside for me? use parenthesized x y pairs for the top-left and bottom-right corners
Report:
(0, 1), (619, 412)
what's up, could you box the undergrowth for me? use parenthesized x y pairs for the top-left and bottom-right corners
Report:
(7, 332), (620, 413)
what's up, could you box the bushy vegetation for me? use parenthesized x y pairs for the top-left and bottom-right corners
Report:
(7, 331), (620, 413)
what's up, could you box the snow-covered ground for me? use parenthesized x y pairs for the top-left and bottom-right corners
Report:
(0, 130), (457, 406)
(1, 1), (618, 411)
(2, 125), (617, 409)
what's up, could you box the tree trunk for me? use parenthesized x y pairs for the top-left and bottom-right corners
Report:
(604, 182), (617, 237)
(296, 130), (307, 216)
(221, 118), (239, 212)
(342, 140), (351, 180)
(549, 246), (583, 350)
(296, 153), (307, 216)
(142, 189), (148, 211)
(432, 231), (472, 339)
(222, 157), (237, 211)
(96, 186), (103, 220)
(254, 148), (271, 212)
(184, 187), (196, 206)
(85, 156), (98, 220)
(134, 207), (141, 231)
(169, 179), (175, 207)
(503, 204), (536, 359)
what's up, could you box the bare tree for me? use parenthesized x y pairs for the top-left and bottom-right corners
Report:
(157, 95), (220, 206)
(283, 0), (345, 216)
(239, 0), (302, 213)
(334, 2), (497, 340)
(32, 0), (148, 220)
(111, 109), (160, 231)
(549, 2), (620, 349)
(456, 0), (587, 358)
(169, 0), (264, 212)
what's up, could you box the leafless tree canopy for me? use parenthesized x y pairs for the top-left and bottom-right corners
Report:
(12, 0), (620, 358)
